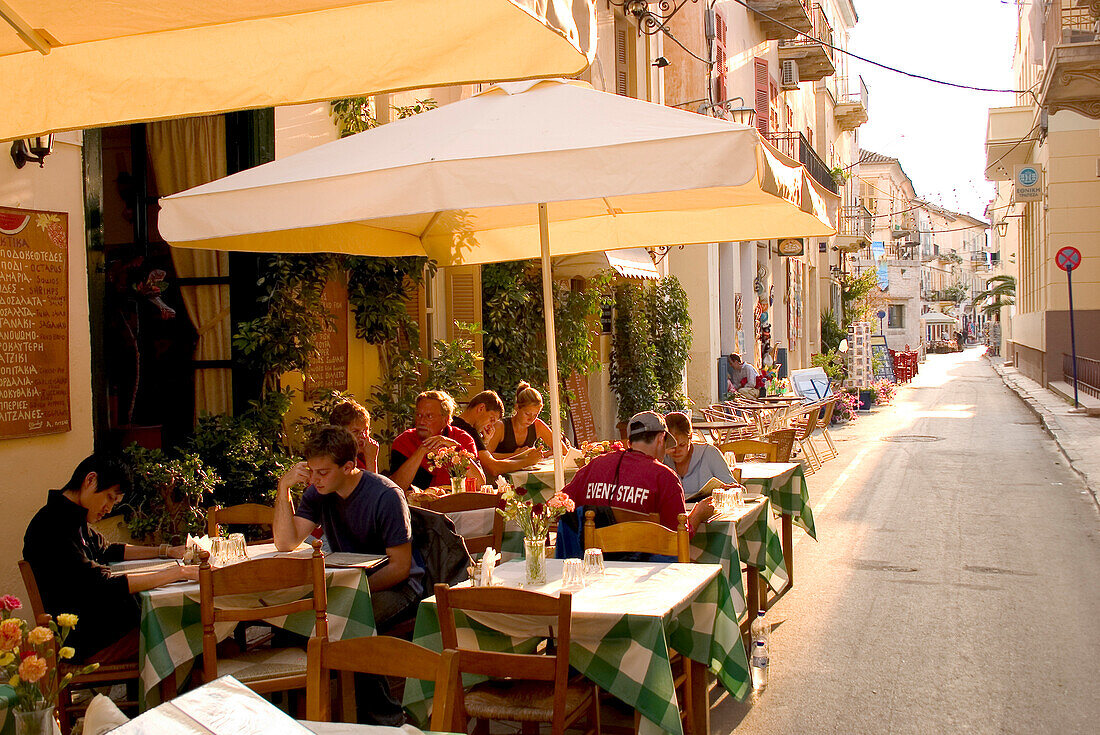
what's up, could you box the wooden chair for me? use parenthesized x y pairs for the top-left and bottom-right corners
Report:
(206, 503), (275, 541)
(583, 511), (690, 562)
(421, 492), (505, 555)
(764, 429), (797, 463)
(434, 584), (600, 735)
(581, 512), (695, 734)
(789, 403), (824, 473)
(306, 636), (461, 731)
(197, 540), (328, 695)
(717, 439), (778, 463)
(19, 561), (140, 734)
(811, 399), (840, 461)
(611, 507), (661, 524)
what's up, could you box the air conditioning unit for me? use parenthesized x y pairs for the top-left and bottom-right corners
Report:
(780, 60), (800, 90)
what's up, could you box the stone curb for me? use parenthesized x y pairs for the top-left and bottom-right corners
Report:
(991, 361), (1100, 512)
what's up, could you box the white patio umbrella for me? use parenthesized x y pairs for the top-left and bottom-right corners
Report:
(1, 0), (595, 140)
(160, 79), (836, 489)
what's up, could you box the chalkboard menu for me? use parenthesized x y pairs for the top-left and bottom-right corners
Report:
(304, 277), (349, 392)
(869, 334), (896, 382)
(565, 372), (596, 445)
(0, 207), (70, 438)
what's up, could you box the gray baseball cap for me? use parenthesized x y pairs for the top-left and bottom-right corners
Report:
(627, 411), (678, 448)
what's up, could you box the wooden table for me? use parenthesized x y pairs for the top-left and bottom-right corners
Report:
(692, 420), (752, 443)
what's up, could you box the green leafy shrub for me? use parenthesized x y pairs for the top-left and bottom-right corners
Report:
(120, 445), (219, 544)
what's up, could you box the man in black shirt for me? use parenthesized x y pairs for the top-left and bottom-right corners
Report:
(452, 390), (540, 483)
(23, 454), (198, 663)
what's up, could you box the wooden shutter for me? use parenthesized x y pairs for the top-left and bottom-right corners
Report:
(445, 265), (484, 394)
(614, 16), (631, 97)
(403, 282), (428, 355)
(715, 12), (728, 103)
(769, 81), (780, 135)
(754, 58), (769, 135)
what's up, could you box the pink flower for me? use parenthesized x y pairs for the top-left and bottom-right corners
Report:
(0, 595), (21, 612)
(18, 654), (48, 683)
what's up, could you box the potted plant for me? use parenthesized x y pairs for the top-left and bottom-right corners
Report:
(121, 445), (218, 545)
(609, 283), (659, 438)
(0, 596), (99, 735)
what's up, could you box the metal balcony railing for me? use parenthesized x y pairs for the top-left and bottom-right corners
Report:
(835, 75), (869, 108)
(839, 204), (872, 240)
(778, 4), (834, 60)
(762, 130), (838, 194)
(1046, 0), (1097, 54)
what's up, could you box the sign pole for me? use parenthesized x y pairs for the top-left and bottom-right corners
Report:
(1068, 264), (1079, 409)
(1056, 245), (1082, 409)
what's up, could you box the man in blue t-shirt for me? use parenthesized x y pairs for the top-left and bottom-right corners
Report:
(274, 425), (422, 626)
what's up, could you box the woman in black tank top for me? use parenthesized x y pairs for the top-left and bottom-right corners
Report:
(487, 381), (573, 458)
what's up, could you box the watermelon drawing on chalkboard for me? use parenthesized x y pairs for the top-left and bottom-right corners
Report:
(0, 212), (30, 235)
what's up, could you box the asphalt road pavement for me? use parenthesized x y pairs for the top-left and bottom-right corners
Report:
(712, 348), (1100, 734)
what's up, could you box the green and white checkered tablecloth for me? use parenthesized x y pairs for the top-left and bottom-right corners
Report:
(738, 462), (817, 539)
(403, 559), (748, 735)
(136, 557), (375, 705)
(691, 497), (788, 617)
(0, 685), (14, 735)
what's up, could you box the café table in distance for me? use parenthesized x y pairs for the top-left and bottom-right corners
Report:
(404, 558), (748, 735)
(737, 461), (817, 587)
(121, 543), (378, 705)
(692, 419), (752, 444)
(505, 458), (579, 499)
(691, 496), (788, 626)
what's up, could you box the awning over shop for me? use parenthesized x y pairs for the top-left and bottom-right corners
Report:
(920, 312), (959, 325)
(554, 248), (661, 281)
(0, 0), (596, 141)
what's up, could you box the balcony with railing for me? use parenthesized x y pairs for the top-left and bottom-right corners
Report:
(834, 75), (869, 130)
(762, 130), (838, 194)
(778, 4), (836, 82)
(744, 0), (813, 41)
(1040, 0), (1100, 119)
(836, 204), (872, 251)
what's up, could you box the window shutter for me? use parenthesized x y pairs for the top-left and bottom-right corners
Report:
(715, 13), (728, 103)
(403, 283), (428, 355)
(754, 58), (769, 135)
(445, 265), (484, 394)
(615, 19), (630, 97)
(769, 81), (779, 134)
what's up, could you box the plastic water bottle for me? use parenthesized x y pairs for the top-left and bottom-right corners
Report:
(750, 609), (770, 691)
(751, 641), (769, 690)
(750, 609), (770, 649)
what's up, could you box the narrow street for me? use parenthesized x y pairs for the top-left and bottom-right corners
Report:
(714, 349), (1100, 734)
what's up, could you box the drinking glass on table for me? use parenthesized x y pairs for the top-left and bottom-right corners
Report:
(562, 559), (586, 591)
(209, 536), (227, 567)
(712, 488), (729, 514)
(227, 533), (248, 562)
(582, 548), (605, 579)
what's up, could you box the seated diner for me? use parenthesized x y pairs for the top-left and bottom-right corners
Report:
(663, 411), (741, 500)
(451, 390), (540, 483)
(487, 381), (572, 459)
(329, 398), (379, 473)
(22, 453), (199, 664)
(388, 390), (486, 492)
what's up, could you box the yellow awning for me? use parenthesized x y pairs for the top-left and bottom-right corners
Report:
(0, 0), (595, 141)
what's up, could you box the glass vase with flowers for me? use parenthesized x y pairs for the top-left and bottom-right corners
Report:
(1, 595), (99, 735)
(496, 484), (575, 584)
(426, 445), (478, 493)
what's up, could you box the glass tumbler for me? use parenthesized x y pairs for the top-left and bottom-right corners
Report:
(561, 559), (586, 591)
(228, 533), (248, 561)
(582, 548), (605, 579)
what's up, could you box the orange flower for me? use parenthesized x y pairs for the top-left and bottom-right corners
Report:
(0, 618), (21, 652)
(26, 626), (53, 646)
(18, 654), (47, 683)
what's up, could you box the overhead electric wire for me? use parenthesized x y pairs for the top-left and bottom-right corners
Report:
(728, 0), (1028, 95)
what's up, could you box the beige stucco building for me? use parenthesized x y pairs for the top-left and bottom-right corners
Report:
(984, 0), (1100, 391)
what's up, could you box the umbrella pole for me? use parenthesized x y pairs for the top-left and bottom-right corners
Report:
(539, 203), (566, 492)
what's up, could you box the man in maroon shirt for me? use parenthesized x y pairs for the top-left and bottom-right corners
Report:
(388, 390), (486, 492)
(564, 411), (713, 532)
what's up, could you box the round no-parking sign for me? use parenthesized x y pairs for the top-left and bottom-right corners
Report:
(1056, 246), (1081, 272)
